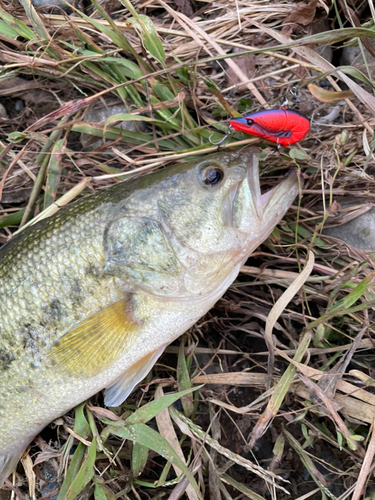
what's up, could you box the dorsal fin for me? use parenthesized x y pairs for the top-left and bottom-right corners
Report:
(50, 297), (141, 377)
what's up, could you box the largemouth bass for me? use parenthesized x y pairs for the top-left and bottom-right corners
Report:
(0, 148), (299, 484)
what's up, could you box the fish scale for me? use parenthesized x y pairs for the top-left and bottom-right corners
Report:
(0, 148), (300, 486)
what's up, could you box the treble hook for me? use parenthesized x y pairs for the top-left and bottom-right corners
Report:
(263, 145), (281, 161)
(209, 125), (234, 146)
(280, 97), (289, 109)
(281, 86), (298, 109)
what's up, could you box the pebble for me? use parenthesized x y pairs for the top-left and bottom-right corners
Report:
(324, 209), (375, 251)
(80, 103), (148, 152)
(32, 0), (73, 9)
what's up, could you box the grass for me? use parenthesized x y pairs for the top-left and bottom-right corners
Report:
(1, 0), (375, 498)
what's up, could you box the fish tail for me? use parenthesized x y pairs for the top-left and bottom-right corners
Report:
(0, 453), (22, 488)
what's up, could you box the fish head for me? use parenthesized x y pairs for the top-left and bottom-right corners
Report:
(136, 147), (301, 296)
(156, 147), (299, 252)
(106, 148), (300, 297)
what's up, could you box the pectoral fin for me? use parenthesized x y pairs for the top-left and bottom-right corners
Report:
(104, 346), (166, 407)
(50, 297), (141, 377)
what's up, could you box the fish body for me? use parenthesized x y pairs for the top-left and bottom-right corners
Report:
(230, 108), (310, 146)
(0, 148), (299, 484)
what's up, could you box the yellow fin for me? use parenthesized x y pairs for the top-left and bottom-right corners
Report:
(104, 346), (165, 407)
(50, 297), (141, 376)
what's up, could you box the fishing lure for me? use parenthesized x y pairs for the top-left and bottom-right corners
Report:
(229, 108), (310, 147)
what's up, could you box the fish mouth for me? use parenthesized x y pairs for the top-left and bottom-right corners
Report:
(228, 147), (300, 236)
(226, 148), (300, 235)
(246, 148), (301, 221)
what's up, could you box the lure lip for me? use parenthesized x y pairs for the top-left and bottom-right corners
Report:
(230, 116), (260, 132)
(229, 116), (274, 142)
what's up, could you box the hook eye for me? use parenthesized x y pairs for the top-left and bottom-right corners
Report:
(281, 98), (288, 108)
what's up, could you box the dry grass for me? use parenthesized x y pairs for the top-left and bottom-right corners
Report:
(1, 0), (375, 498)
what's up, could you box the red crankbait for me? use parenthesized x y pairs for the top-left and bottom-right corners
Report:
(229, 108), (310, 147)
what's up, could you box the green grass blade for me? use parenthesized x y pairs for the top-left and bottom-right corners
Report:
(88, 0), (147, 65)
(125, 386), (201, 425)
(126, 15), (166, 67)
(222, 474), (266, 500)
(329, 274), (373, 311)
(18, 0), (51, 41)
(0, 7), (36, 39)
(177, 339), (194, 417)
(0, 208), (25, 228)
(118, 0), (166, 67)
(65, 438), (97, 500)
(132, 442), (149, 478)
(0, 20), (18, 39)
(93, 477), (116, 500)
(109, 423), (201, 497)
(74, 403), (91, 440)
(57, 442), (86, 500)
(44, 138), (64, 210)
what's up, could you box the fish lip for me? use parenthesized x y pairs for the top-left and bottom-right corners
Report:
(244, 148), (301, 216)
(245, 147), (263, 219)
(228, 147), (300, 236)
(260, 168), (301, 217)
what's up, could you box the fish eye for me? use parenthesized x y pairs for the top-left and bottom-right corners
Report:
(201, 165), (225, 187)
(246, 118), (254, 126)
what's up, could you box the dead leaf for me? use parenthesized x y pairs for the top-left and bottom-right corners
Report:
(21, 453), (36, 500)
(226, 48), (256, 93)
(173, 0), (194, 17)
(282, 0), (318, 33)
(351, 419), (375, 500)
(328, 199), (340, 217)
(308, 83), (355, 102)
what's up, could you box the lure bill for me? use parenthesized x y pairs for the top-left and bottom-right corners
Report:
(230, 108), (310, 147)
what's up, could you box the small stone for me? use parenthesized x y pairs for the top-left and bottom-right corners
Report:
(80, 103), (148, 151)
(32, 0), (73, 9)
(14, 100), (24, 113)
(0, 103), (8, 119)
(311, 20), (333, 64)
(324, 209), (375, 251)
(340, 45), (375, 67)
(39, 462), (59, 500)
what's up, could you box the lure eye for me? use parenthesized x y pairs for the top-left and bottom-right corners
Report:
(201, 165), (225, 187)
(246, 119), (254, 126)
